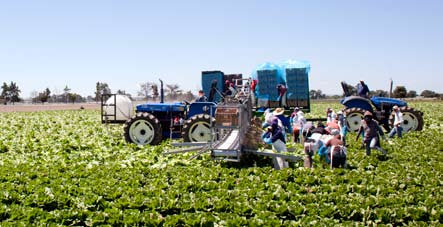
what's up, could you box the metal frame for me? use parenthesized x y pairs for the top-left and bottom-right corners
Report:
(164, 77), (305, 165)
(100, 94), (127, 124)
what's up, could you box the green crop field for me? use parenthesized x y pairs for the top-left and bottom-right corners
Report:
(0, 101), (442, 226)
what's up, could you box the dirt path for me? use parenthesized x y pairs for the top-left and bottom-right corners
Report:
(0, 103), (100, 112)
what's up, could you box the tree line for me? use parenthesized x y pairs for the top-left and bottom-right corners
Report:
(1, 80), (441, 105)
(0, 81), (197, 105)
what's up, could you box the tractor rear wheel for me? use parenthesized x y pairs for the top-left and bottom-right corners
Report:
(182, 114), (215, 142)
(344, 108), (365, 132)
(124, 112), (162, 145)
(389, 107), (423, 132)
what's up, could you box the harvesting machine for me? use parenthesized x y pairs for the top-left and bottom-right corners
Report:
(101, 61), (311, 163)
(340, 81), (424, 132)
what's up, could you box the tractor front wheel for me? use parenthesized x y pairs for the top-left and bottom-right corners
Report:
(124, 112), (163, 145)
(389, 107), (424, 132)
(344, 108), (365, 132)
(182, 114), (215, 142)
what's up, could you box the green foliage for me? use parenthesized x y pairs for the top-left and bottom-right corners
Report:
(1, 81), (21, 104)
(0, 102), (442, 226)
(393, 86), (407, 98)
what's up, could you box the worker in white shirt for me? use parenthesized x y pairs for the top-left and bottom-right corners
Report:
(389, 105), (404, 138)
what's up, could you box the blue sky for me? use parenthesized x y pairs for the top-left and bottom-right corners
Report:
(1, 0), (442, 98)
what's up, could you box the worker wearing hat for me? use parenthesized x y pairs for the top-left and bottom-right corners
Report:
(261, 117), (289, 170)
(356, 111), (387, 156)
(273, 108), (292, 134)
(389, 105), (403, 138)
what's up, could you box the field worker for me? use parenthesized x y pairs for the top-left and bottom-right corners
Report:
(356, 111), (387, 156)
(262, 108), (273, 128)
(276, 84), (287, 107)
(228, 83), (237, 97)
(291, 107), (306, 143)
(324, 129), (347, 168)
(225, 80), (230, 91)
(311, 121), (329, 135)
(337, 111), (348, 146)
(357, 80), (370, 98)
(273, 108), (292, 133)
(250, 79), (258, 106)
(326, 108), (337, 123)
(326, 115), (340, 134)
(290, 107), (300, 119)
(195, 90), (208, 102)
(262, 118), (289, 170)
(389, 105), (403, 138)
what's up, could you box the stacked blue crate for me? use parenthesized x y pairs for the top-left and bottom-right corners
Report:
(282, 60), (311, 110)
(202, 71), (224, 102)
(256, 69), (285, 102)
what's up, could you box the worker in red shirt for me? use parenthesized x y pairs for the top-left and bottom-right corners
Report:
(250, 79), (258, 105)
(276, 84), (287, 108)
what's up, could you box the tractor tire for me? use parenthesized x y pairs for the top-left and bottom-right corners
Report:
(389, 107), (423, 132)
(182, 114), (215, 142)
(344, 107), (365, 132)
(123, 112), (162, 145)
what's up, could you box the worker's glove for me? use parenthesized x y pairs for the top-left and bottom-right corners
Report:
(264, 138), (272, 144)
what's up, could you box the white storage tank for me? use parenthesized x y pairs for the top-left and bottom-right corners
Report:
(104, 95), (134, 122)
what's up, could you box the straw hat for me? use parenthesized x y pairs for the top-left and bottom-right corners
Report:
(273, 108), (285, 116)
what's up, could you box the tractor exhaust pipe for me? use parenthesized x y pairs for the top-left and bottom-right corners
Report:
(389, 78), (393, 98)
(159, 79), (164, 103)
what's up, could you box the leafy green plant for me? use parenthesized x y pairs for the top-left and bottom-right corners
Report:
(0, 102), (441, 226)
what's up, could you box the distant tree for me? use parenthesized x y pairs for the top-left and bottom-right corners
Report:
(95, 82), (111, 101)
(183, 91), (195, 102)
(63, 86), (71, 103)
(406, 90), (417, 98)
(68, 93), (77, 103)
(0, 81), (21, 104)
(309, 90), (317, 99)
(137, 82), (156, 100)
(151, 84), (159, 102)
(370, 89), (388, 97)
(8, 82), (21, 104)
(393, 86), (407, 98)
(138, 82), (151, 99)
(165, 84), (182, 100)
(1, 82), (9, 104)
(38, 88), (51, 103)
(310, 89), (325, 99)
(327, 94), (342, 99)
(420, 90), (438, 98)
(63, 85), (71, 94)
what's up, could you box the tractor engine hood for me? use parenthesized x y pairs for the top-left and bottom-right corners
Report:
(136, 103), (186, 112)
(370, 97), (407, 107)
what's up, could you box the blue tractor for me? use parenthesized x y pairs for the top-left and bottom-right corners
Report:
(102, 79), (218, 145)
(340, 82), (424, 132)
